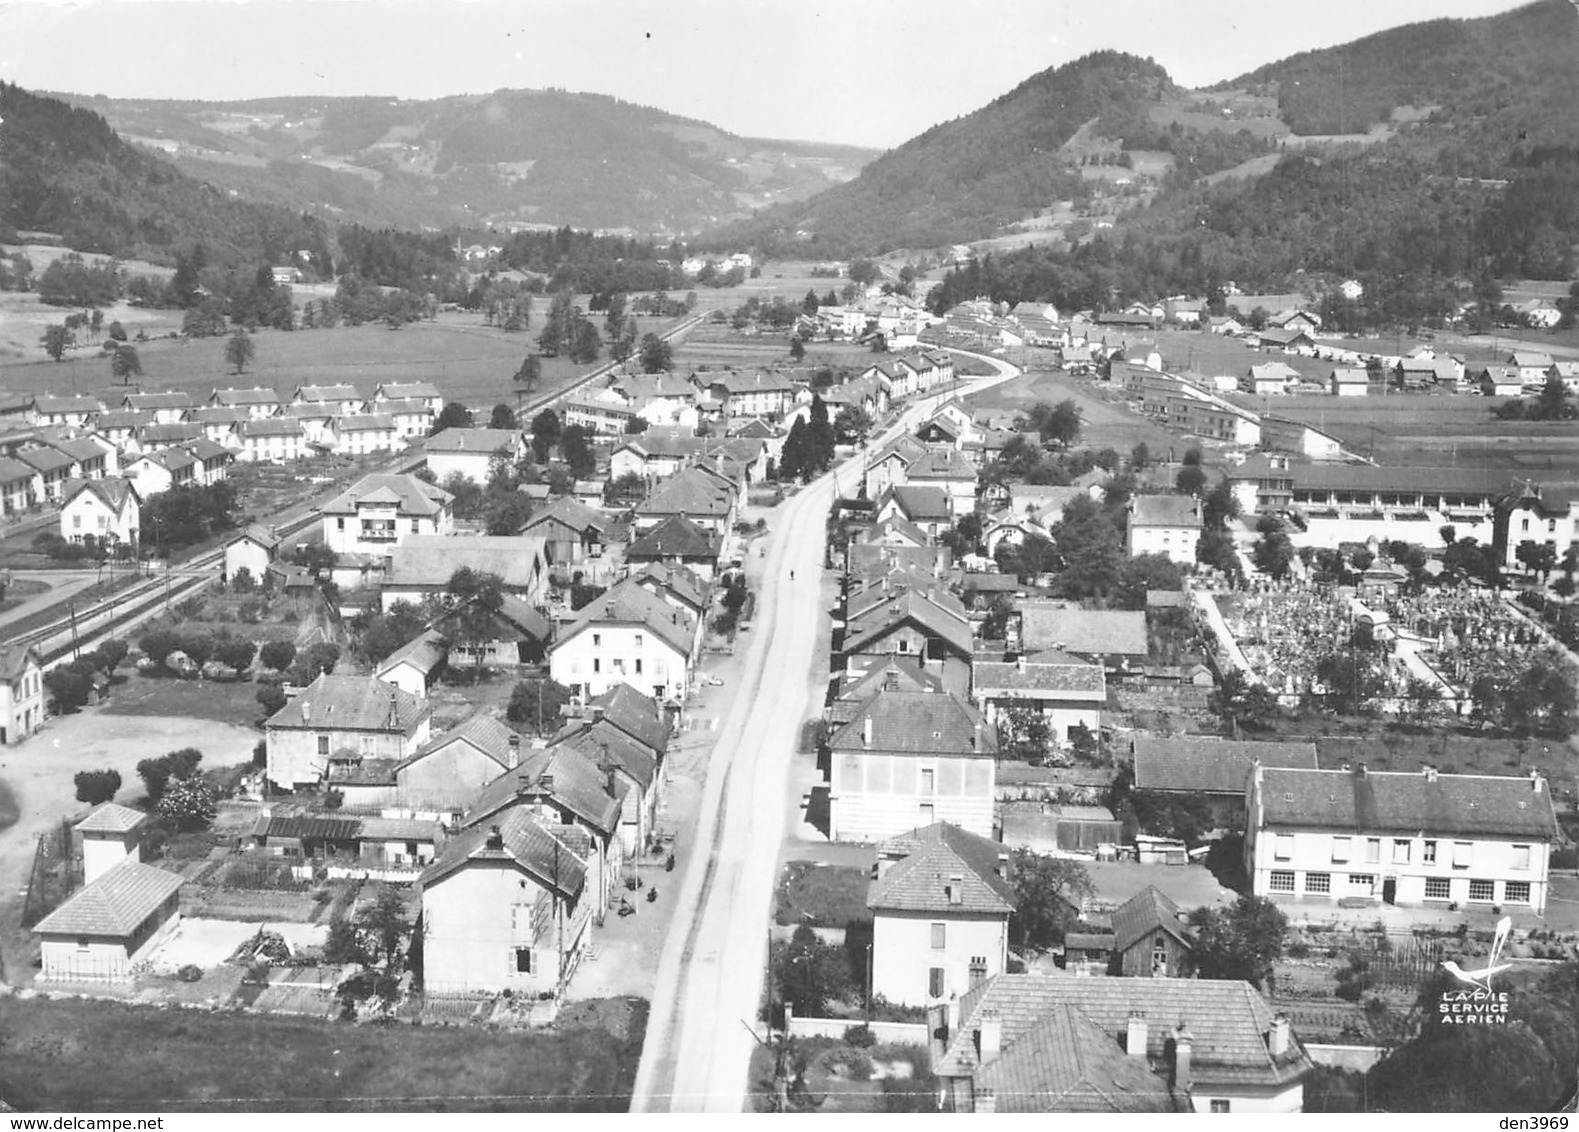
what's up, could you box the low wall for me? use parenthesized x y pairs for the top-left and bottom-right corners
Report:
(786, 1016), (928, 1044)
(1304, 1043), (1386, 1072)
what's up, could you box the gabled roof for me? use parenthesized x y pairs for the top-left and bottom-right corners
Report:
(1019, 605), (1147, 658)
(241, 418), (304, 439)
(420, 805), (585, 897)
(34, 395), (104, 415)
(1257, 766), (1561, 839)
(17, 447), (75, 475)
(336, 413), (396, 434)
(905, 448), (977, 482)
(210, 387), (281, 407)
(1133, 737), (1317, 795)
(1110, 886), (1192, 954)
(860, 514), (930, 547)
(842, 589), (974, 659)
(0, 642), (41, 681)
(882, 484), (951, 522)
(552, 719), (658, 794)
(75, 802), (146, 835)
(139, 421), (203, 445)
(1129, 495), (1201, 530)
(465, 745), (624, 837)
(425, 427), (520, 454)
(638, 467), (735, 519)
(555, 577), (696, 656)
(320, 473), (454, 517)
(95, 409), (156, 430)
(32, 860), (183, 938)
(627, 515), (722, 561)
(265, 674), (429, 734)
(183, 438), (232, 462)
(61, 477), (137, 513)
(521, 496), (613, 538)
(830, 658), (945, 724)
(124, 391), (193, 412)
(1247, 362), (1300, 383)
(632, 561), (710, 615)
(375, 381), (442, 401)
(937, 974), (1312, 1092)
(385, 535), (546, 590)
(187, 406), (250, 425)
(829, 690), (996, 758)
(375, 629), (449, 678)
(399, 711), (520, 774)
(585, 683), (670, 753)
(294, 384), (363, 403)
(129, 446), (196, 473)
(868, 822), (1016, 915)
(971, 1002), (1175, 1113)
(705, 369), (798, 395)
(0, 457), (37, 485)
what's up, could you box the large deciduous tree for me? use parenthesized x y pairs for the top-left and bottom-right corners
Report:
(1186, 894), (1288, 989)
(224, 327), (255, 374)
(1009, 849), (1093, 946)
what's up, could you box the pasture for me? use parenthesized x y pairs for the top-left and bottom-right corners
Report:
(964, 366), (1178, 454)
(675, 321), (876, 375)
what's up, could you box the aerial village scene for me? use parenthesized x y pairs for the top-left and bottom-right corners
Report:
(0, 0), (1577, 1117)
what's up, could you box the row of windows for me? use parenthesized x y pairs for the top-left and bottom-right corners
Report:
(1275, 834), (1531, 871)
(1269, 871), (1531, 904)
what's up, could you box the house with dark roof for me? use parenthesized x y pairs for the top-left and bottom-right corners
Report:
(58, 477), (139, 549)
(840, 586), (974, 696)
(903, 449), (978, 512)
(33, 804), (182, 982)
(122, 390), (194, 423)
(549, 577), (700, 704)
(428, 593), (553, 668)
(828, 657), (946, 726)
(263, 674), (432, 792)
(634, 466), (737, 535)
(551, 719), (660, 855)
(419, 806), (591, 996)
(339, 712), (525, 815)
(931, 974), (1313, 1112)
(381, 534), (548, 610)
(463, 744), (626, 921)
(1492, 479), (1579, 572)
(868, 822), (1016, 1006)
(632, 561), (710, 621)
(373, 629), (448, 699)
(32, 395), (104, 429)
(862, 434), (928, 499)
(1132, 736), (1318, 827)
(123, 444), (197, 498)
(371, 381), (444, 417)
(1247, 763), (1562, 913)
(1110, 886), (1194, 977)
(625, 515), (723, 580)
(698, 369), (798, 418)
(828, 690), (997, 841)
(875, 484), (953, 536)
(521, 496), (614, 572)
(972, 657), (1106, 743)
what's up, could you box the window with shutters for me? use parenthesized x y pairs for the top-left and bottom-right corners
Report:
(930, 923), (946, 949)
(1365, 838), (1381, 863)
(514, 947), (533, 974)
(1423, 840), (1437, 864)
(1273, 834), (1293, 861)
(1453, 842), (1473, 868)
(1511, 845), (1531, 871)
(1331, 836), (1350, 863)
(928, 967), (944, 998)
(1392, 839), (1411, 864)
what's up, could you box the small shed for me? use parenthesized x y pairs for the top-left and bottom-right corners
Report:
(33, 861), (183, 982)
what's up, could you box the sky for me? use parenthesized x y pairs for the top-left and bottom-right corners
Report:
(0, 0), (1538, 149)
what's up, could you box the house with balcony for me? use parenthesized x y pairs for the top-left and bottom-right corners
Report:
(827, 690), (998, 842)
(320, 474), (455, 558)
(1245, 763), (1561, 914)
(868, 821), (1016, 1007)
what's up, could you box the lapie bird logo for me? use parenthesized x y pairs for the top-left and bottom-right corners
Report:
(1441, 915), (1513, 992)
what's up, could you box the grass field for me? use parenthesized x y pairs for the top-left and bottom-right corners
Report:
(0, 994), (647, 1111)
(964, 367), (1178, 455)
(775, 861), (871, 928)
(676, 322), (878, 376)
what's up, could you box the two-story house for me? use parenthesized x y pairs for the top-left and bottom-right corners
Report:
(868, 821), (1016, 1007)
(122, 391), (194, 424)
(419, 807), (591, 996)
(0, 643), (44, 745)
(0, 457), (41, 514)
(426, 428), (525, 486)
(828, 690), (998, 842)
(1127, 494), (1203, 565)
(293, 383), (365, 416)
(698, 370), (798, 419)
(633, 466), (736, 535)
(1110, 885), (1195, 977)
(263, 674), (432, 792)
(549, 577), (699, 705)
(32, 395), (103, 430)
(330, 413), (400, 456)
(58, 477), (140, 550)
(971, 657), (1106, 744)
(237, 418), (307, 463)
(371, 381), (444, 418)
(1246, 763), (1561, 914)
(209, 387), (283, 420)
(320, 474), (456, 557)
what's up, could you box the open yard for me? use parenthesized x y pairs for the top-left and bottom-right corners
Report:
(675, 321), (875, 375)
(746, 1037), (934, 1114)
(775, 861), (870, 928)
(963, 366), (1178, 454)
(0, 993), (648, 1111)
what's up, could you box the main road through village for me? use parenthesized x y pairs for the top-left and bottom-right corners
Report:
(631, 351), (1022, 1112)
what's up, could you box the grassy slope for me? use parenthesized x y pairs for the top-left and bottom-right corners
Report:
(0, 995), (647, 1112)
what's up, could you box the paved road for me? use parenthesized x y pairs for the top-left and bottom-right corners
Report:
(630, 349), (1021, 1112)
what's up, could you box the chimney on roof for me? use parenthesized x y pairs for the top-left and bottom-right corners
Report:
(485, 825), (504, 851)
(1532, 769), (1544, 793)
(1126, 1012), (1148, 1058)
(538, 773), (554, 793)
(300, 700), (311, 723)
(862, 716), (873, 747)
(996, 853), (1009, 880)
(1171, 1025), (1193, 1094)
(507, 732), (521, 768)
(976, 1009), (1003, 1066)
(1267, 1014), (1291, 1057)
(605, 601), (616, 617)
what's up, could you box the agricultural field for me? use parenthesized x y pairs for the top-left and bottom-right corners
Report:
(0, 993), (647, 1111)
(963, 366), (1178, 455)
(675, 321), (877, 376)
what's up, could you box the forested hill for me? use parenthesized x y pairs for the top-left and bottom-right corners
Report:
(52, 88), (876, 237)
(1227, 0), (1579, 156)
(702, 52), (1192, 256)
(0, 83), (332, 271)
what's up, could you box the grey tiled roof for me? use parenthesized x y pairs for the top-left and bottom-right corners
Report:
(555, 576), (696, 656)
(421, 805), (585, 896)
(971, 1002), (1175, 1113)
(938, 974), (1312, 1092)
(465, 745), (624, 837)
(830, 690), (996, 758)
(868, 822), (1015, 915)
(1133, 737), (1317, 795)
(1019, 605), (1147, 658)
(973, 661), (1106, 699)
(1110, 886), (1192, 954)
(265, 674), (429, 734)
(75, 803), (146, 835)
(32, 861), (182, 938)
(1258, 767), (1561, 839)
(586, 683), (669, 753)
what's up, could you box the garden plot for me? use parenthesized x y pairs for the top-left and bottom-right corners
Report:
(147, 918), (327, 973)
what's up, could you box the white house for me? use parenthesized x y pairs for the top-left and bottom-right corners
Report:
(1127, 494), (1202, 565)
(223, 524), (280, 585)
(319, 474), (455, 557)
(426, 428), (525, 486)
(1329, 368), (1370, 397)
(1246, 763), (1561, 914)
(0, 642), (44, 745)
(263, 674), (432, 792)
(58, 477), (140, 550)
(971, 658), (1105, 743)
(330, 413), (400, 456)
(828, 690), (997, 842)
(548, 577), (699, 705)
(868, 822), (1015, 1007)
(237, 418), (308, 464)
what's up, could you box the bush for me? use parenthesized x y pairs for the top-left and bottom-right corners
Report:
(258, 640), (296, 672)
(74, 768), (122, 805)
(256, 683), (287, 718)
(176, 964), (203, 983)
(844, 1024), (876, 1048)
